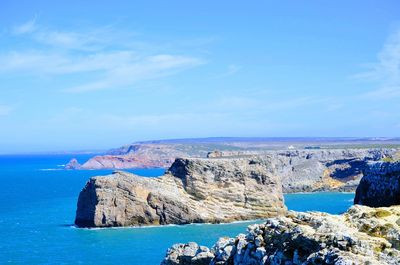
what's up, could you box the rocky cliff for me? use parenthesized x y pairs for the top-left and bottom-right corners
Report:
(72, 148), (398, 192)
(161, 205), (400, 265)
(354, 161), (400, 207)
(75, 157), (286, 228)
(274, 149), (396, 193)
(66, 137), (400, 171)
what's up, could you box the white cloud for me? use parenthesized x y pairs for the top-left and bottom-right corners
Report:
(64, 54), (203, 93)
(13, 17), (37, 34)
(2, 19), (205, 93)
(357, 29), (400, 99)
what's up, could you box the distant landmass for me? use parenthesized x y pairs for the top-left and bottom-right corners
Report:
(65, 137), (400, 170)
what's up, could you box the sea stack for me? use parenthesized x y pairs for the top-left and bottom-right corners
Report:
(65, 158), (81, 170)
(75, 157), (286, 227)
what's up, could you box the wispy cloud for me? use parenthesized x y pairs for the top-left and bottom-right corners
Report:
(356, 29), (400, 99)
(1, 18), (205, 92)
(217, 64), (242, 78)
(65, 54), (203, 92)
(13, 16), (37, 34)
(213, 94), (340, 113)
(0, 105), (13, 117)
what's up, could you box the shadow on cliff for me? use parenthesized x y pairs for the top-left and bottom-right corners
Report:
(326, 159), (368, 180)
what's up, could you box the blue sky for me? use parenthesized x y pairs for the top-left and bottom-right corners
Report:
(0, 1), (400, 153)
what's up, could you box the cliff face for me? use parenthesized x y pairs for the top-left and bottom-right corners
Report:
(275, 149), (395, 193)
(80, 144), (185, 169)
(71, 148), (397, 192)
(75, 158), (286, 228)
(161, 205), (400, 265)
(354, 161), (400, 207)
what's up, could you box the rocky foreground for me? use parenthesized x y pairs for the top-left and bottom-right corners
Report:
(75, 157), (286, 227)
(161, 205), (400, 265)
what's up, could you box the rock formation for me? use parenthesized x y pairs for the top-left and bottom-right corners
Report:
(65, 158), (81, 170)
(354, 161), (400, 207)
(161, 205), (400, 265)
(75, 157), (286, 228)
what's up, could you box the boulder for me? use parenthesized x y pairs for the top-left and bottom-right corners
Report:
(161, 242), (213, 265)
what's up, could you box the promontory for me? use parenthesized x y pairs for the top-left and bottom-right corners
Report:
(75, 157), (286, 227)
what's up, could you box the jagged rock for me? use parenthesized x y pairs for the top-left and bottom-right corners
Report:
(354, 161), (400, 207)
(161, 242), (214, 265)
(75, 157), (286, 227)
(65, 158), (81, 170)
(162, 205), (400, 265)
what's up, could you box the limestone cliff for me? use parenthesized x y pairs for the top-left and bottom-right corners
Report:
(75, 157), (286, 228)
(274, 149), (395, 193)
(354, 161), (400, 207)
(72, 147), (398, 193)
(161, 205), (400, 265)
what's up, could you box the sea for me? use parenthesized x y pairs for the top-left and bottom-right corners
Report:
(0, 154), (355, 264)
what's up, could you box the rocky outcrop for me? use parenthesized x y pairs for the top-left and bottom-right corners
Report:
(354, 161), (400, 207)
(206, 150), (223, 158)
(161, 205), (400, 265)
(161, 243), (214, 265)
(65, 158), (81, 170)
(75, 157), (286, 228)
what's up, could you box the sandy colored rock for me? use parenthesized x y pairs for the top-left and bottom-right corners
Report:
(75, 157), (286, 227)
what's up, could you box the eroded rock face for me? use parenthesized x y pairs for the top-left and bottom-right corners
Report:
(75, 158), (286, 228)
(161, 205), (400, 265)
(275, 149), (396, 193)
(354, 161), (400, 207)
(75, 148), (398, 193)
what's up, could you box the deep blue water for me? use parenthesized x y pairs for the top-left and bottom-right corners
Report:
(0, 155), (355, 264)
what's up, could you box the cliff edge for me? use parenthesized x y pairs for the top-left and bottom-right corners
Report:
(354, 161), (400, 207)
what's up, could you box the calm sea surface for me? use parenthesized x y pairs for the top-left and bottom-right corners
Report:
(0, 154), (355, 264)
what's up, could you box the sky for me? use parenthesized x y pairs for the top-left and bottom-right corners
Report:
(0, 0), (400, 153)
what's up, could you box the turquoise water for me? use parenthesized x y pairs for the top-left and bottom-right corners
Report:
(0, 155), (354, 264)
